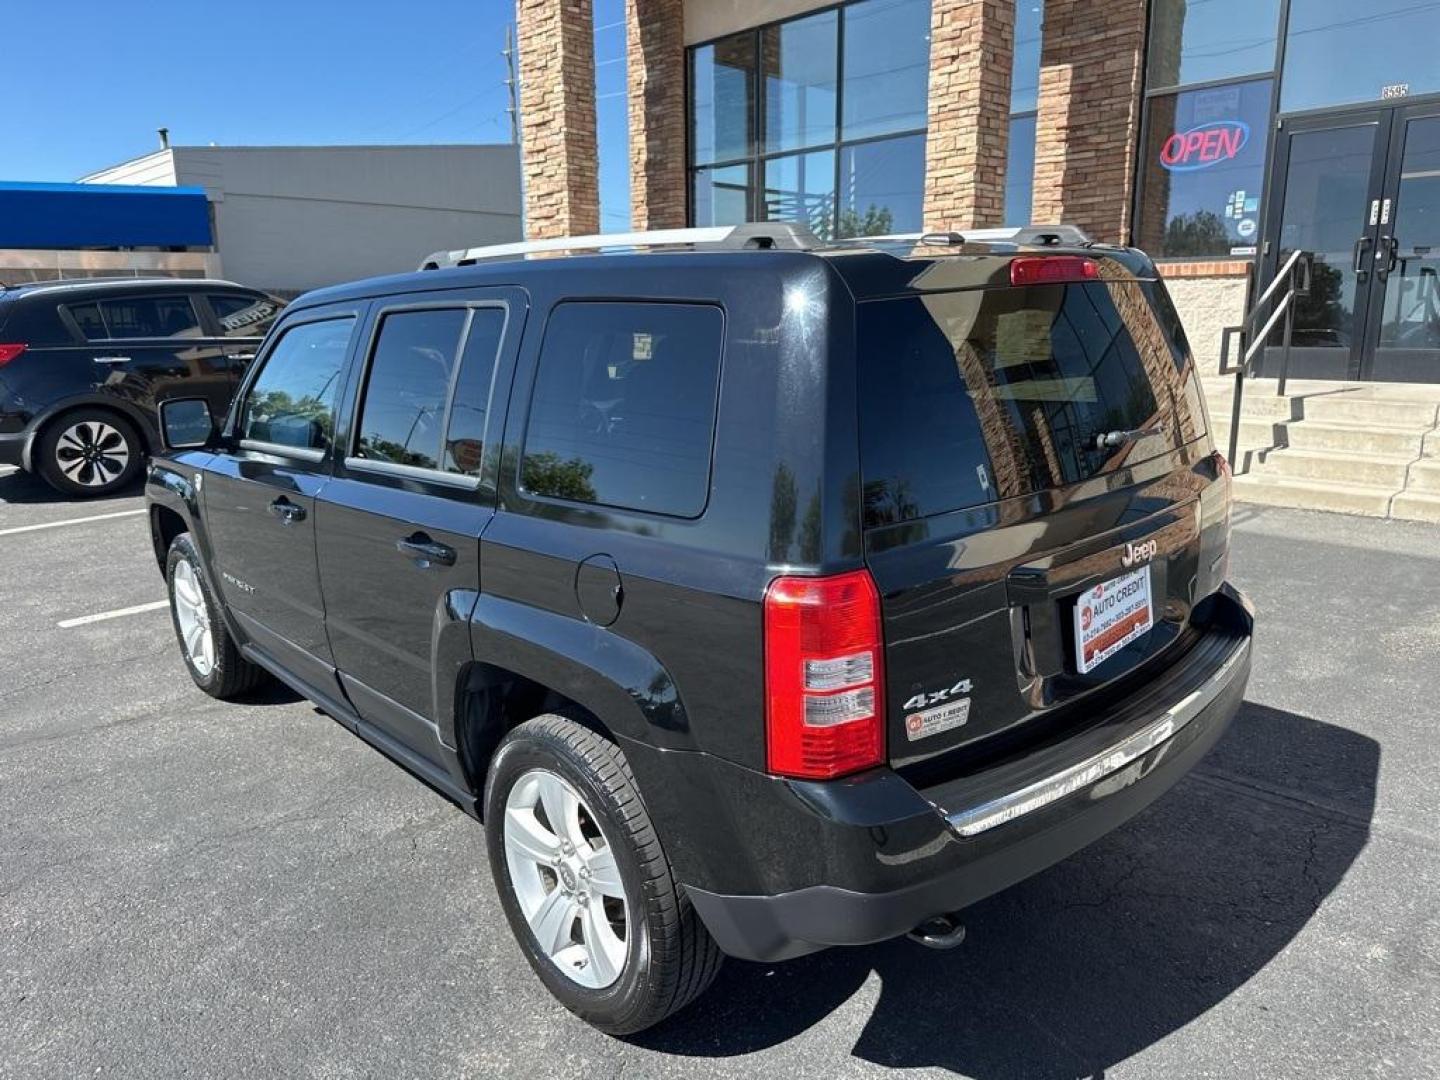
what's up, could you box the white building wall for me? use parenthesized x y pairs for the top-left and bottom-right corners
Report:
(1165, 276), (1249, 376)
(80, 144), (523, 293)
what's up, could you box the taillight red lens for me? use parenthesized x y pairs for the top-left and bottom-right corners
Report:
(0, 344), (27, 366)
(1009, 256), (1100, 287)
(764, 569), (885, 780)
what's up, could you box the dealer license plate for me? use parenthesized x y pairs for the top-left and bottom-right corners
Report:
(1074, 566), (1153, 674)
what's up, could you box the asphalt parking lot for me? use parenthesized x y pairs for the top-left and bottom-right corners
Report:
(2, 464), (1437, 1080)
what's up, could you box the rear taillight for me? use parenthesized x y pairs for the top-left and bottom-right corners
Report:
(1009, 256), (1100, 287)
(0, 344), (26, 366)
(764, 569), (885, 780)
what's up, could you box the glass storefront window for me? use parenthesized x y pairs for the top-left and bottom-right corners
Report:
(689, 0), (929, 240)
(1011, 2), (1043, 114)
(1148, 0), (1280, 91)
(761, 11), (838, 153)
(841, 0), (931, 140)
(1005, 114), (1037, 225)
(763, 150), (837, 239)
(693, 163), (752, 226)
(1137, 79), (1273, 258)
(838, 134), (926, 236)
(1281, 0), (1440, 113)
(691, 33), (755, 165)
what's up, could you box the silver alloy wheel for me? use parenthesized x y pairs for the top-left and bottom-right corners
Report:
(54, 420), (130, 488)
(172, 559), (216, 678)
(503, 768), (629, 989)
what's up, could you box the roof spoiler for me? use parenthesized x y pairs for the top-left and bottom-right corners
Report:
(419, 222), (822, 270)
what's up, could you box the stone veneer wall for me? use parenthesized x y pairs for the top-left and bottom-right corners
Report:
(1030, 0), (1147, 243)
(627, 0), (687, 230)
(1160, 263), (1252, 376)
(517, 0), (600, 238)
(922, 0), (1015, 230)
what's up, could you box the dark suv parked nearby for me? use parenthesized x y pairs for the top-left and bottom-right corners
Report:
(145, 224), (1252, 1034)
(0, 277), (283, 496)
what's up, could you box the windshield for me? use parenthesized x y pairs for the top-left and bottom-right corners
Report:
(858, 280), (1208, 526)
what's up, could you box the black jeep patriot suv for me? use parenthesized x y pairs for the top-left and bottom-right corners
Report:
(145, 223), (1252, 1034)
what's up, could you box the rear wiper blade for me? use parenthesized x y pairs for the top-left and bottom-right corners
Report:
(1092, 426), (1161, 450)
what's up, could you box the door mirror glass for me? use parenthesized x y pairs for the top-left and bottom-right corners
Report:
(159, 398), (216, 450)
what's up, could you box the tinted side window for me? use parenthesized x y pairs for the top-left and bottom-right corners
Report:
(354, 309), (467, 470)
(522, 302), (723, 517)
(66, 303), (108, 340)
(443, 307), (506, 476)
(96, 295), (202, 338)
(210, 293), (283, 338)
(240, 318), (354, 451)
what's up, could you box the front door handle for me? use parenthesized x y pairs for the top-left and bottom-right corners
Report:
(1353, 236), (1374, 278)
(93, 356), (132, 365)
(226, 352), (256, 363)
(396, 533), (456, 567)
(268, 497), (306, 524)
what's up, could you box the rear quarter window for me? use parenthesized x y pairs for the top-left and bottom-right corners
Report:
(521, 301), (724, 518)
(858, 279), (1207, 525)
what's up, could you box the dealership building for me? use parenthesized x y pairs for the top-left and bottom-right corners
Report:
(517, 0), (1440, 387)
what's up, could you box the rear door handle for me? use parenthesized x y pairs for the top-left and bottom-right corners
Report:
(93, 356), (132, 364)
(396, 533), (456, 567)
(268, 497), (306, 524)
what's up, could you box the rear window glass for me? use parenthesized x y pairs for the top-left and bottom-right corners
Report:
(68, 295), (203, 339)
(522, 302), (723, 517)
(858, 281), (1206, 525)
(210, 293), (282, 338)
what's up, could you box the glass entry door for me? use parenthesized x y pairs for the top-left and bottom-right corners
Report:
(1371, 108), (1440, 381)
(1262, 102), (1440, 382)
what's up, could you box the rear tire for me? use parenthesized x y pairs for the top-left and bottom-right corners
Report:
(485, 714), (722, 1034)
(166, 533), (267, 699)
(36, 409), (142, 497)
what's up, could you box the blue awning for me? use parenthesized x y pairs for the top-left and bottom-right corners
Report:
(0, 181), (212, 249)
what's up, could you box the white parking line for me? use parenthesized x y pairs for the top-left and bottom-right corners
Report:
(57, 600), (169, 629)
(0, 508), (145, 537)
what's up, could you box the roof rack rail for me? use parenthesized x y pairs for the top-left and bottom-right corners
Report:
(862, 225), (1094, 247)
(419, 222), (822, 270)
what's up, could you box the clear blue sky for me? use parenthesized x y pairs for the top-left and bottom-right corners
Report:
(3, 0), (520, 182)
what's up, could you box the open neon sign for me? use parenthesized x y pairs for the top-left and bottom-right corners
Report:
(1159, 121), (1250, 172)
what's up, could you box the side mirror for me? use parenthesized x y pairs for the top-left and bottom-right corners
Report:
(158, 397), (217, 450)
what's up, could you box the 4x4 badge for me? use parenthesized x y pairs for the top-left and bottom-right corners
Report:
(902, 678), (973, 712)
(1122, 539), (1158, 568)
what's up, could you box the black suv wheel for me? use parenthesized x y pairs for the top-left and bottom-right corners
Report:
(36, 409), (141, 496)
(484, 715), (722, 1034)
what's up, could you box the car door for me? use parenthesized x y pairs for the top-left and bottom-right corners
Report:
(201, 302), (364, 694)
(68, 291), (236, 423)
(314, 290), (521, 758)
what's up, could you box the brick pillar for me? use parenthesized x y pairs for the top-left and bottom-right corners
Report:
(627, 0), (687, 231)
(923, 0), (1015, 232)
(517, 0), (600, 239)
(1030, 0), (1147, 244)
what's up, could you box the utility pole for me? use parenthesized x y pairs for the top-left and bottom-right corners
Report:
(503, 23), (520, 146)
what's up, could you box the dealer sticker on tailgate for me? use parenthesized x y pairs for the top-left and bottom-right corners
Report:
(1074, 566), (1153, 674)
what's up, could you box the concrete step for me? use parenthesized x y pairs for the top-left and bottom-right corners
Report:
(1405, 458), (1440, 494)
(1206, 391), (1298, 421)
(1391, 490), (1440, 524)
(1424, 429), (1440, 458)
(1284, 420), (1430, 456)
(1257, 447), (1413, 488)
(1232, 473), (1394, 517)
(1298, 395), (1440, 428)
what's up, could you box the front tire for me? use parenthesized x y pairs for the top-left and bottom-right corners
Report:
(485, 715), (722, 1034)
(36, 409), (142, 497)
(166, 533), (267, 699)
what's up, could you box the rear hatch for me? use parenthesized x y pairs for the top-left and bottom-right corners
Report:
(856, 252), (1221, 775)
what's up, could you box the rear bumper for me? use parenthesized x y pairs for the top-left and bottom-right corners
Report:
(681, 584), (1253, 962)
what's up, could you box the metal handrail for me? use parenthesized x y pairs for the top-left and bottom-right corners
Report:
(1217, 250), (1313, 468)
